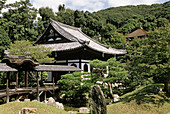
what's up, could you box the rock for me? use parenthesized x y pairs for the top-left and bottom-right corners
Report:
(22, 108), (37, 114)
(47, 97), (56, 106)
(16, 99), (20, 102)
(113, 94), (119, 99)
(79, 107), (89, 113)
(56, 102), (64, 110)
(68, 111), (78, 113)
(113, 98), (118, 102)
(24, 99), (30, 102)
(113, 94), (119, 102)
(43, 100), (48, 104)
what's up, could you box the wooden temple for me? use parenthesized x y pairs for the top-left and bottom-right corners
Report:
(126, 29), (148, 41)
(0, 55), (81, 103)
(34, 19), (126, 75)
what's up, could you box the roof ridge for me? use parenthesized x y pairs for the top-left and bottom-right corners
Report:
(56, 20), (81, 31)
(51, 19), (122, 51)
(50, 19), (85, 43)
(77, 28), (112, 49)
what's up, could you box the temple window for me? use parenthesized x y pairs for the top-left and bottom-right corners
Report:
(55, 37), (62, 41)
(48, 38), (54, 42)
(71, 63), (77, 68)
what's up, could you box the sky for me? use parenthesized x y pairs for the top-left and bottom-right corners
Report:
(4, 0), (170, 12)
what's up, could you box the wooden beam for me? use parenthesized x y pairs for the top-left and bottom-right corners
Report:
(36, 72), (40, 101)
(25, 71), (28, 87)
(48, 90), (53, 95)
(39, 91), (43, 96)
(6, 72), (10, 103)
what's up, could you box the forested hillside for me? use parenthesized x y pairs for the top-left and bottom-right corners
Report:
(0, 0), (169, 97)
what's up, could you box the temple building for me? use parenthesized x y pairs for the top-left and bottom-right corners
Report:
(34, 19), (126, 73)
(126, 29), (148, 41)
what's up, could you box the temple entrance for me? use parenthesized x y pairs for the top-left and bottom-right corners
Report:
(84, 64), (88, 72)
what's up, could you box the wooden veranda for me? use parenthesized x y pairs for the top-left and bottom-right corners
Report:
(0, 55), (81, 103)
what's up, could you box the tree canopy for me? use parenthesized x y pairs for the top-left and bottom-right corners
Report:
(7, 40), (54, 63)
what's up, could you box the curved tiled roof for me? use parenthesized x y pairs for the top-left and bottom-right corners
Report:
(35, 19), (126, 55)
(40, 42), (84, 52)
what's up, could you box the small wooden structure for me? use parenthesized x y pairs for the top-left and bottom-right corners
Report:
(0, 55), (81, 103)
(126, 29), (148, 41)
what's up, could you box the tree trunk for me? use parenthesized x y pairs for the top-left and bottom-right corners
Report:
(108, 82), (114, 99)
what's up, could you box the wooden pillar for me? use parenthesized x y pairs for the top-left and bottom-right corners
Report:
(6, 72), (10, 103)
(25, 71), (28, 87)
(44, 87), (47, 101)
(36, 72), (40, 101)
(53, 75), (55, 94)
(16, 72), (18, 88)
(18, 71), (21, 88)
(41, 71), (43, 81)
(79, 59), (81, 69)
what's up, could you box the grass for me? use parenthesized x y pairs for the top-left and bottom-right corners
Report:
(107, 101), (170, 114)
(0, 83), (169, 114)
(107, 83), (170, 114)
(0, 101), (69, 114)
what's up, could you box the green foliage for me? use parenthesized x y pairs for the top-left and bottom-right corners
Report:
(96, 2), (170, 29)
(7, 40), (54, 63)
(106, 58), (128, 83)
(124, 24), (170, 92)
(107, 84), (170, 114)
(0, 27), (11, 58)
(0, 0), (6, 13)
(58, 72), (91, 97)
(90, 58), (128, 96)
(104, 31), (127, 49)
(57, 72), (92, 106)
(120, 84), (169, 105)
(2, 0), (39, 42)
(39, 7), (56, 28)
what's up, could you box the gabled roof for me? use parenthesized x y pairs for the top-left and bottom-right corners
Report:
(35, 19), (126, 55)
(125, 29), (148, 38)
